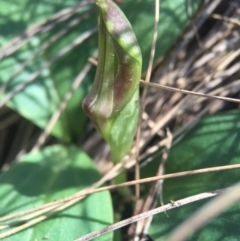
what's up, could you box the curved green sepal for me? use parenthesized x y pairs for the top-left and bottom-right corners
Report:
(82, 0), (142, 162)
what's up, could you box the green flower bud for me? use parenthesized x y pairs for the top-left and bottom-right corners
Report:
(83, 0), (142, 162)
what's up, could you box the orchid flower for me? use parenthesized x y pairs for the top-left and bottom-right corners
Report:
(83, 0), (142, 162)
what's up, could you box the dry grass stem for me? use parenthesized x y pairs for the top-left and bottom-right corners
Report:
(75, 188), (226, 241)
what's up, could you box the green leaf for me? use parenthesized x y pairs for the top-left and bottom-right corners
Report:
(0, 0), (96, 142)
(0, 145), (113, 241)
(142, 110), (240, 240)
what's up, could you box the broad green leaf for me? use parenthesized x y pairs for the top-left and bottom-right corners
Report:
(0, 145), (113, 241)
(0, 0), (96, 141)
(142, 110), (240, 240)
